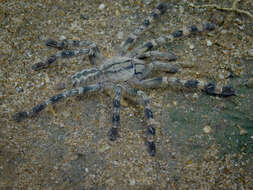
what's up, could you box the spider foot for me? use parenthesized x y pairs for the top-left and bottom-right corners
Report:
(147, 141), (156, 156)
(46, 39), (59, 48)
(32, 55), (57, 71)
(108, 128), (118, 141)
(13, 111), (28, 122)
(220, 86), (235, 97)
(204, 83), (235, 97)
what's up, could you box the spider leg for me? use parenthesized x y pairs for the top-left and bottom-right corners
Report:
(118, 2), (169, 56)
(13, 83), (103, 122)
(70, 68), (102, 87)
(45, 39), (104, 64)
(136, 50), (177, 61)
(136, 90), (156, 156)
(32, 48), (93, 71)
(122, 87), (156, 156)
(45, 39), (95, 49)
(129, 23), (216, 58)
(32, 40), (104, 71)
(133, 77), (235, 97)
(148, 61), (180, 74)
(108, 85), (122, 141)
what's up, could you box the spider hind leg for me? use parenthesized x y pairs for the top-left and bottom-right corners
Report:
(108, 85), (122, 141)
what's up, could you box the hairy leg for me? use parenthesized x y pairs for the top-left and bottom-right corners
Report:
(13, 83), (103, 122)
(133, 77), (235, 97)
(136, 50), (177, 61)
(148, 61), (180, 74)
(118, 2), (169, 56)
(137, 90), (156, 156)
(46, 39), (104, 64)
(32, 40), (103, 71)
(124, 87), (156, 156)
(108, 85), (122, 141)
(70, 68), (102, 87)
(32, 48), (93, 71)
(129, 23), (216, 58)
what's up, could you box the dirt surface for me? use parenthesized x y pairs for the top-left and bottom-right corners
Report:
(0, 0), (253, 189)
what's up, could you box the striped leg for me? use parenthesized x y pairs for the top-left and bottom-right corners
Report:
(118, 2), (168, 56)
(133, 77), (235, 97)
(45, 39), (96, 49)
(148, 61), (180, 74)
(123, 87), (156, 156)
(136, 50), (177, 61)
(108, 85), (122, 141)
(136, 90), (156, 156)
(32, 48), (93, 71)
(46, 39), (104, 65)
(13, 83), (103, 122)
(32, 40), (103, 71)
(70, 68), (102, 87)
(129, 23), (216, 58)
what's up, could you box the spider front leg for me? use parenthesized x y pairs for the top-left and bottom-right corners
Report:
(108, 85), (122, 141)
(46, 39), (104, 64)
(149, 61), (180, 74)
(118, 2), (169, 56)
(129, 23), (216, 58)
(32, 40), (103, 71)
(136, 50), (177, 61)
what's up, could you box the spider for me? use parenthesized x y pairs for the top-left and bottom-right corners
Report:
(13, 2), (235, 156)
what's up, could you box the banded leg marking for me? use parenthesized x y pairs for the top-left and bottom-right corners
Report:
(45, 39), (96, 49)
(70, 68), (102, 87)
(149, 61), (180, 73)
(32, 48), (92, 71)
(88, 44), (104, 65)
(137, 90), (156, 156)
(134, 77), (235, 97)
(46, 39), (104, 65)
(118, 2), (169, 56)
(13, 83), (103, 122)
(108, 85), (122, 141)
(129, 23), (216, 58)
(136, 50), (177, 61)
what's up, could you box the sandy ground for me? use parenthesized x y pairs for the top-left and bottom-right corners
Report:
(0, 0), (253, 189)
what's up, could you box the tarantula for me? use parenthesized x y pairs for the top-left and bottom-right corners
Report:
(13, 3), (235, 156)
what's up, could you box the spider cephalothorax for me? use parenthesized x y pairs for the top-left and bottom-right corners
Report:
(13, 2), (235, 156)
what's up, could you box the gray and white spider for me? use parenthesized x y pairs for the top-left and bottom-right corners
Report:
(13, 2), (235, 156)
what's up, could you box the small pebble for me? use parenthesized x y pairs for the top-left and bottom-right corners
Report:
(80, 14), (88, 20)
(203, 125), (212, 134)
(16, 87), (23, 93)
(206, 39), (212, 46)
(98, 144), (110, 153)
(117, 31), (124, 40)
(192, 93), (199, 100)
(37, 81), (45, 89)
(99, 3), (105, 10)
(115, 9), (120, 16)
(129, 179), (136, 186)
(60, 35), (66, 41)
(247, 48), (253, 57)
(239, 128), (248, 135)
(189, 44), (195, 50)
(246, 78), (253, 88)
(221, 29), (227, 34)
